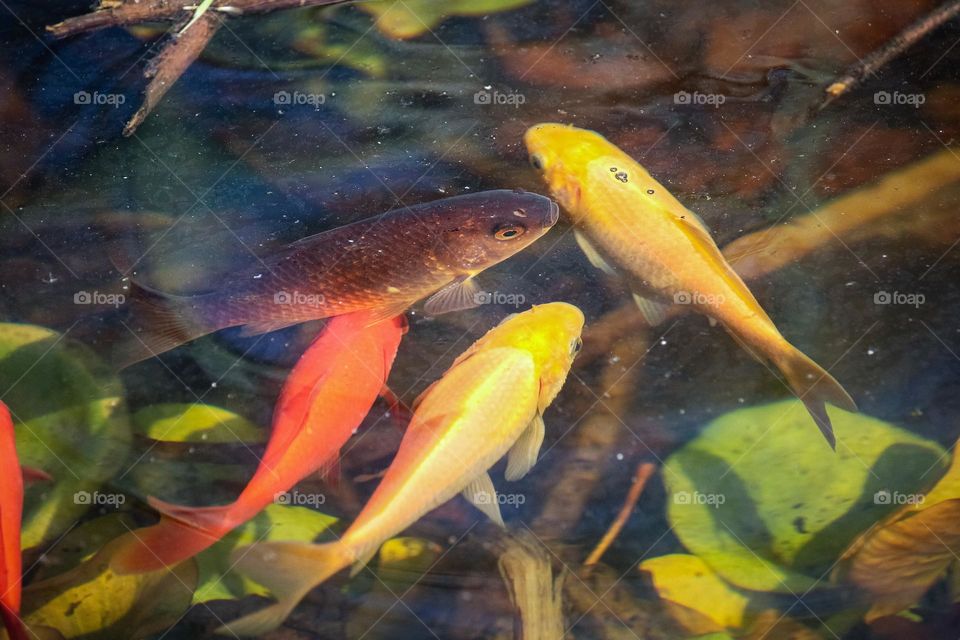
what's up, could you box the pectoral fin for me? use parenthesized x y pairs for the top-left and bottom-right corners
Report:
(632, 293), (671, 326)
(423, 277), (481, 316)
(574, 229), (617, 276)
(461, 472), (504, 527)
(505, 413), (546, 481)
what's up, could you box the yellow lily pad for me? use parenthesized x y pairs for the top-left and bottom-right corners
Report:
(22, 539), (196, 640)
(361, 0), (533, 39)
(640, 554), (752, 632)
(131, 403), (266, 444)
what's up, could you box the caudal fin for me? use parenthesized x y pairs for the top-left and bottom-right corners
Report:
(111, 499), (234, 574)
(775, 346), (857, 449)
(218, 541), (351, 637)
(110, 282), (217, 369)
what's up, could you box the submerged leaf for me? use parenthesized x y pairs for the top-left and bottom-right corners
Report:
(361, 0), (533, 39)
(664, 400), (946, 592)
(839, 499), (960, 621)
(0, 323), (131, 549)
(22, 539), (196, 640)
(192, 503), (337, 604)
(131, 403), (265, 444)
(640, 554), (753, 633)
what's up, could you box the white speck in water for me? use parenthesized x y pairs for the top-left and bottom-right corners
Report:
(616, 453), (624, 461)
(738, 397), (745, 404)
(253, 273), (263, 279)
(679, 409), (686, 415)
(211, 382), (217, 388)
(867, 348), (876, 355)
(660, 339), (667, 345)
(608, 355), (621, 364)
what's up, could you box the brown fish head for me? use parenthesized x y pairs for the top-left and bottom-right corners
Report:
(414, 189), (558, 274)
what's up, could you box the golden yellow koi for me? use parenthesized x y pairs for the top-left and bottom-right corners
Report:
(524, 123), (855, 447)
(220, 303), (584, 636)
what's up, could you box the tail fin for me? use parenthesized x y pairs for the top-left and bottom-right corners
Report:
(111, 499), (234, 574)
(774, 346), (857, 449)
(218, 541), (350, 637)
(110, 282), (216, 369)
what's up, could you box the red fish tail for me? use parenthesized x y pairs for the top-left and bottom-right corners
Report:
(0, 601), (27, 640)
(111, 500), (235, 574)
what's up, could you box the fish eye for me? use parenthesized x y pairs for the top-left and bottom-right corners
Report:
(529, 154), (545, 171)
(493, 223), (526, 241)
(571, 337), (583, 355)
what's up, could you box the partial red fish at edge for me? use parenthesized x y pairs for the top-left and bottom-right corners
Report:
(111, 312), (406, 574)
(0, 402), (27, 640)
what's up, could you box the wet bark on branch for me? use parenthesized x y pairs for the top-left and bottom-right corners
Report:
(46, 0), (354, 135)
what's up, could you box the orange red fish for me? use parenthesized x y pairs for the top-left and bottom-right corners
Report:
(111, 311), (406, 573)
(0, 402), (27, 640)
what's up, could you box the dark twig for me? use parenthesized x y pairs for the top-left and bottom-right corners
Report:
(46, 0), (355, 135)
(815, 0), (960, 111)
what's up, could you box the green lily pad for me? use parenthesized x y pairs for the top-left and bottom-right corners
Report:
(0, 323), (131, 548)
(193, 503), (338, 604)
(664, 400), (946, 593)
(131, 403), (266, 444)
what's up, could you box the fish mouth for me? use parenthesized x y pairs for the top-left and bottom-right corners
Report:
(545, 201), (560, 227)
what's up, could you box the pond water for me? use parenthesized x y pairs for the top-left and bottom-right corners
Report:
(2, 1), (960, 639)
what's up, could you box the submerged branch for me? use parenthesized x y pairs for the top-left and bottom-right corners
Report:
(496, 531), (567, 640)
(583, 462), (656, 568)
(815, 0), (960, 111)
(46, 0), (355, 135)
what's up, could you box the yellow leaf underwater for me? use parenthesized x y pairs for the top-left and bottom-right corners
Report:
(132, 403), (266, 444)
(361, 0), (533, 39)
(22, 539), (197, 640)
(835, 438), (960, 621)
(838, 499), (960, 622)
(640, 554), (752, 633)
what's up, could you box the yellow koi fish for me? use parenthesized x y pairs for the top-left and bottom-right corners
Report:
(220, 302), (585, 636)
(524, 123), (855, 447)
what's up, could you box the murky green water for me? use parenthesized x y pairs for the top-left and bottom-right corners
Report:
(2, 1), (960, 638)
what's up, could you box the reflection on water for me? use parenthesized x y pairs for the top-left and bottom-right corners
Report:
(2, 0), (960, 638)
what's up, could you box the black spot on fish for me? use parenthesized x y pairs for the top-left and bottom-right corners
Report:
(792, 516), (807, 534)
(609, 167), (617, 172)
(646, 189), (655, 194)
(615, 171), (629, 183)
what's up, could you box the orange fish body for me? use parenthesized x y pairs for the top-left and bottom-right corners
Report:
(111, 311), (406, 574)
(0, 402), (27, 640)
(524, 123), (856, 447)
(220, 303), (585, 636)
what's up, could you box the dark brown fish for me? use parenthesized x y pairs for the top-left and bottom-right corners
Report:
(114, 190), (559, 366)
